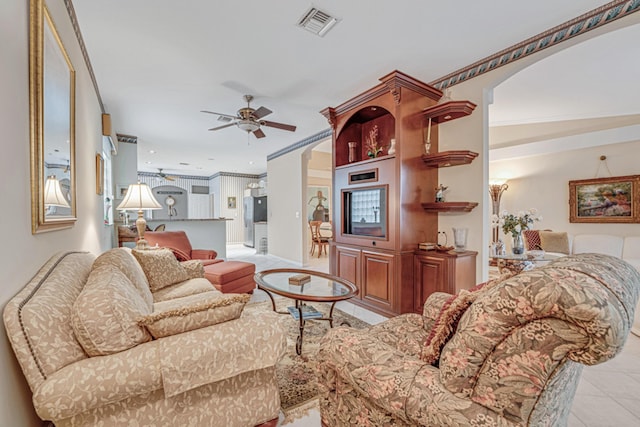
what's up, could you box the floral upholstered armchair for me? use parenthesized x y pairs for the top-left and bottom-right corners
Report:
(317, 254), (640, 426)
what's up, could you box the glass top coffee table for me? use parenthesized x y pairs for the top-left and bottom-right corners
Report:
(254, 268), (358, 355)
(491, 254), (556, 275)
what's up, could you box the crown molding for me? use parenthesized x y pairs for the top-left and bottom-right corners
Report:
(430, 0), (640, 89)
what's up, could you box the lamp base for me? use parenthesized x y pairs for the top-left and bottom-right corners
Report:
(135, 239), (151, 250)
(135, 211), (150, 250)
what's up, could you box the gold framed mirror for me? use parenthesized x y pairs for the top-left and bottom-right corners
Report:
(30, 0), (77, 233)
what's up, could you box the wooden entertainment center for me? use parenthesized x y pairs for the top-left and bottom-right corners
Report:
(321, 70), (478, 317)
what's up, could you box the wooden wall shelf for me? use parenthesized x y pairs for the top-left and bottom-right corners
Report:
(422, 100), (477, 123)
(421, 202), (478, 212)
(422, 150), (478, 168)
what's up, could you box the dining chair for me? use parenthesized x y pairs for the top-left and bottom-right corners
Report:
(309, 220), (330, 257)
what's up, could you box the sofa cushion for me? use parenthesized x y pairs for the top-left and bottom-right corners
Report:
(573, 234), (624, 257)
(92, 248), (153, 309)
(523, 229), (542, 250)
(623, 237), (640, 264)
(421, 272), (514, 365)
(181, 260), (205, 279)
(152, 278), (217, 302)
(539, 231), (570, 255)
(138, 293), (251, 339)
(132, 248), (189, 292)
(72, 265), (152, 357)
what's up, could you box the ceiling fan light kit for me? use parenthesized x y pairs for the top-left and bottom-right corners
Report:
(202, 94), (296, 139)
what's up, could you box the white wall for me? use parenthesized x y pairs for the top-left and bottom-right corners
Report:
(491, 139), (640, 239)
(436, 13), (640, 280)
(1, 1), (111, 425)
(268, 149), (305, 265)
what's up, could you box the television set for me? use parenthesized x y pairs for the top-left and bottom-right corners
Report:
(342, 186), (387, 238)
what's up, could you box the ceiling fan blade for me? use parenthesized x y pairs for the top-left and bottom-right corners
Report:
(261, 120), (296, 132)
(252, 106), (272, 119)
(208, 122), (237, 131)
(253, 128), (266, 139)
(201, 110), (238, 119)
(165, 176), (176, 181)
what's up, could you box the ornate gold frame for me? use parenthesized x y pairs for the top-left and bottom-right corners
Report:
(30, 0), (77, 233)
(569, 175), (640, 223)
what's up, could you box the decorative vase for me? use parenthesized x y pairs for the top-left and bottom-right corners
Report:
(512, 232), (525, 255)
(348, 142), (357, 163)
(452, 227), (468, 252)
(388, 138), (396, 155)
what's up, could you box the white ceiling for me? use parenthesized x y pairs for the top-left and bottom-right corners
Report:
(71, 0), (637, 177)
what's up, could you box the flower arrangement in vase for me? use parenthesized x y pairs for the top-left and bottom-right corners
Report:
(492, 209), (542, 254)
(365, 125), (383, 158)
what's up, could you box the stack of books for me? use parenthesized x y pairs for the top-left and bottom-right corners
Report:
(418, 242), (436, 251)
(287, 305), (323, 320)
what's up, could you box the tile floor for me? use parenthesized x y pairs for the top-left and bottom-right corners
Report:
(227, 245), (640, 427)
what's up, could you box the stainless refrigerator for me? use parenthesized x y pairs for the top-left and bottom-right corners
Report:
(243, 195), (267, 247)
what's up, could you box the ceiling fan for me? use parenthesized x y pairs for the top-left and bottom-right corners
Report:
(201, 95), (296, 139)
(157, 168), (176, 181)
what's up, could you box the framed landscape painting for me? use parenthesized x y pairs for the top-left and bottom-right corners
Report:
(569, 175), (640, 223)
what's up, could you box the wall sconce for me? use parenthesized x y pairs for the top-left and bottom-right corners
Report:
(116, 182), (162, 249)
(44, 176), (70, 212)
(488, 179), (508, 243)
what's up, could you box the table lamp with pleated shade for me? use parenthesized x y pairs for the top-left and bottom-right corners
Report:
(116, 182), (161, 249)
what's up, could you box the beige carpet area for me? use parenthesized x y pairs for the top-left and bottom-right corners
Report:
(244, 298), (370, 412)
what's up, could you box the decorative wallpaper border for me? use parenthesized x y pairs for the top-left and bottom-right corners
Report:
(430, 0), (640, 90)
(267, 128), (332, 161)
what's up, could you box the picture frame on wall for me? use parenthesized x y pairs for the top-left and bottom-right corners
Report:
(95, 153), (104, 195)
(227, 196), (237, 209)
(307, 186), (330, 222)
(116, 184), (129, 199)
(569, 175), (640, 223)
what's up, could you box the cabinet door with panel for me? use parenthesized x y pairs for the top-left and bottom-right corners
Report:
(335, 245), (361, 290)
(361, 250), (395, 312)
(413, 250), (477, 313)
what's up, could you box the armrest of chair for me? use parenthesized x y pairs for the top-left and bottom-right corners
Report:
(318, 326), (506, 426)
(191, 249), (218, 260)
(33, 342), (162, 421)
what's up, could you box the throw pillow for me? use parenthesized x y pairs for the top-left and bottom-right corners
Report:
(132, 248), (189, 292)
(421, 272), (515, 366)
(72, 265), (152, 357)
(138, 293), (250, 339)
(181, 260), (205, 279)
(523, 230), (542, 251)
(539, 231), (570, 254)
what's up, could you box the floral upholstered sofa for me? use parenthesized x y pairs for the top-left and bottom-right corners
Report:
(3, 248), (286, 427)
(317, 253), (640, 426)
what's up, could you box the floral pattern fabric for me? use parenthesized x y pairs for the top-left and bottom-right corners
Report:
(151, 277), (215, 302)
(4, 252), (95, 390)
(131, 248), (189, 291)
(317, 253), (640, 427)
(5, 251), (285, 427)
(72, 265), (152, 356)
(92, 248), (154, 308)
(138, 292), (250, 338)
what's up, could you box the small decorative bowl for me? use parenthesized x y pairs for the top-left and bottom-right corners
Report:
(527, 250), (546, 260)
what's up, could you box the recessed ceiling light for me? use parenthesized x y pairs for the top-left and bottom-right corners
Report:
(145, 161), (152, 164)
(248, 161), (254, 165)
(149, 150), (156, 154)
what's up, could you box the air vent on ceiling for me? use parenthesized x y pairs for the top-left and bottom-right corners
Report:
(297, 7), (339, 37)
